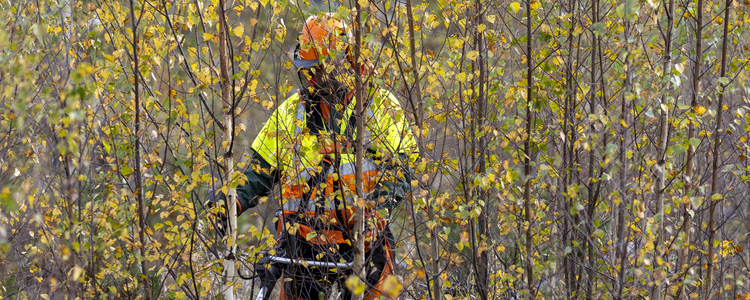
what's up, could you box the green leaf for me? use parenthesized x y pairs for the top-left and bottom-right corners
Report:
(671, 144), (686, 155)
(550, 101), (559, 112)
(1, 187), (17, 211)
(336, 6), (351, 19)
(615, 4), (625, 17)
(592, 22), (605, 37)
(32, 23), (47, 40)
(689, 138), (701, 148)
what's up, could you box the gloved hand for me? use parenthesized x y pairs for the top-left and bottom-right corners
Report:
(206, 188), (228, 237)
(254, 254), (282, 289)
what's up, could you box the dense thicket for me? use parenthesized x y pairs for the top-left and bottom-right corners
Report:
(1, 0), (750, 299)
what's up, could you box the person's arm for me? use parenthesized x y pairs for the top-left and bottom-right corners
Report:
(237, 92), (300, 213)
(236, 152), (279, 215)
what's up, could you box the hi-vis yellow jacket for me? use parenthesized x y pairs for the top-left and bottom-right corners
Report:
(235, 88), (418, 220)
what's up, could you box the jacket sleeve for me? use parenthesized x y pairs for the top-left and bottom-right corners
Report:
(236, 152), (278, 215)
(236, 93), (300, 215)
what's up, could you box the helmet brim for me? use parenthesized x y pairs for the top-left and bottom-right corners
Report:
(292, 50), (349, 70)
(292, 58), (321, 70)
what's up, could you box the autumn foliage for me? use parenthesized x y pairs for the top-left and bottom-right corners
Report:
(2, 0), (750, 299)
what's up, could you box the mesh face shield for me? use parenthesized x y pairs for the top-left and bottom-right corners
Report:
(293, 13), (354, 98)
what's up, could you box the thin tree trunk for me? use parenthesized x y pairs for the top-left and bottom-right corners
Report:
(391, 0), (437, 298)
(524, 0), (535, 296)
(650, 0), (675, 298)
(352, 1), (366, 299)
(560, 42), (571, 293)
(128, 0), (152, 298)
(217, 1), (236, 299)
(561, 87), (571, 298)
(677, 0), (703, 298)
(473, 0), (489, 298)
(402, 0), (438, 298)
(564, 0), (579, 295)
(586, 0), (599, 296)
(60, 0), (81, 296)
(706, 1), (731, 298)
(616, 4), (632, 298)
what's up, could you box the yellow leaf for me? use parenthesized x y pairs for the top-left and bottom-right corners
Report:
(71, 266), (84, 281)
(620, 119), (629, 128)
(675, 63), (684, 74)
(346, 276), (366, 295)
(202, 33), (213, 41)
(456, 72), (466, 83)
(553, 56), (564, 66)
(510, 2), (521, 13)
(381, 275), (403, 298)
(693, 105), (707, 116)
(232, 24), (244, 37)
(531, 0), (541, 10)
(239, 61), (251, 72)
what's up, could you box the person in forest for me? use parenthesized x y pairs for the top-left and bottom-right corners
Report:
(208, 13), (419, 300)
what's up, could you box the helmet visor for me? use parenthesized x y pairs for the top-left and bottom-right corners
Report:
(292, 43), (348, 70)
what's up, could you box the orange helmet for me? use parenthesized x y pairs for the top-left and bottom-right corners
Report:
(292, 13), (351, 70)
